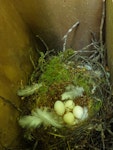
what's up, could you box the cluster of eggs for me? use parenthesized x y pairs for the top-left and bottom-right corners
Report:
(54, 100), (88, 125)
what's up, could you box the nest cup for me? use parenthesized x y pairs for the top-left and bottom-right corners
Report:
(17, 47), (110, 149)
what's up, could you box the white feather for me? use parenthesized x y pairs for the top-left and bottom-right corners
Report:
(19, 115), (42, 129)
(19, 108), (62, 129)
(17, 83), (42, 97)
(34, 108), (62, 128)
(61, 85), (84, 100)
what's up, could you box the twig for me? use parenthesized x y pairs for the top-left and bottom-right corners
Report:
(36, 35), (49, 51)
(107, 128), (113, 136)
(101, 127), (105, 150)
(33, 140), (38, 150)
(100, 0), (106, 65)
(30, 55), (36, 69)
(100, 0), (105, 47)
(62, 21), (80, 52)
(67, 141), (71, 150)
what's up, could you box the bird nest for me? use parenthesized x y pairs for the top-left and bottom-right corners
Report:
(17, 4), (113, 148)
(17, 43), (112, 149)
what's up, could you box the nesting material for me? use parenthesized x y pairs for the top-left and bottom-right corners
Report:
(17, 44), (111, 149)
(18, 48), (108, 129)
(61, 86), (84, 100)
(16, 4), (113, 147)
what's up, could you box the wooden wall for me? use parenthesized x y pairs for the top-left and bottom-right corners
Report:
(106, 0), (113, 87)
(0, 0), (36, 148)
(13, 0), (102, 50)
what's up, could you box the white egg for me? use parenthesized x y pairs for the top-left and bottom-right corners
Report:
(73, 105), (84, 119)
(54, 100), (65, 116)
(64, 100), (75, 112)
(63, 112), (75, 125)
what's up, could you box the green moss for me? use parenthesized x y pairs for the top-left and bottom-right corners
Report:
(38, 53), (72, 86)
(35, 50), (103, 114)
(35, 50), (77, 102)
(37, 50), (96, 98)
(38, 84), (48, 95)
(89, 99), (102, 116)
(59, 48), (75, 61)
(73, 72), (94, 95)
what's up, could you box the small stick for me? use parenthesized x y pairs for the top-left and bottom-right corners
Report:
(100, 0), (105, 65)
(36, 35), (49, 51)
(100, 0), (105, 47)
(62, 21), (80, 52)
